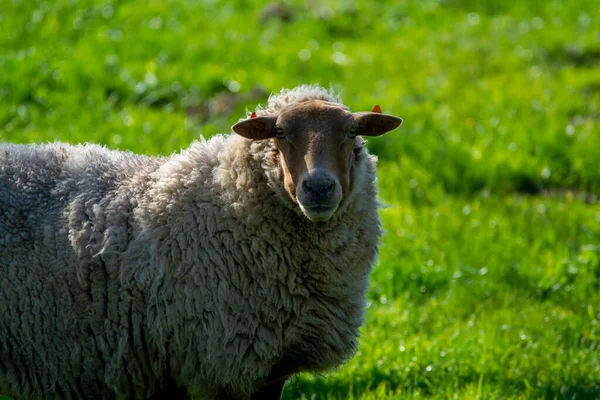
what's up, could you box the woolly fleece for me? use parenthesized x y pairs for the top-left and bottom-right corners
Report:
(0, 85), (382, 399)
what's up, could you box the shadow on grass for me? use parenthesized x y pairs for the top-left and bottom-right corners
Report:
(282, 367), (600, 400)
(541, 383), (600, 400)
(282, 368), (410, 400)
(546, 45), (600, 68)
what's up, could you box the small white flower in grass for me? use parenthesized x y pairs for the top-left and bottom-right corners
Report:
(149, 17), (163, 30)
(467, 13), (480, 25)
(541, 167), (551, 179)
(298, 49), (311, 61)
(532, 17), (544, 29)
(31, 10), (43, 24)
(73, 17), (84, 29)
(135, 82), (146, 94)
(331, 52), (349, 66)
(102, 6), (114, 18)
(17, 105), (27, 119)
(565, 124), (575, 136)
(109, 30), (122, 42)
(226, 80), (240, 93)
(579, 13), (591, 29)
(144, 72), (158, 87)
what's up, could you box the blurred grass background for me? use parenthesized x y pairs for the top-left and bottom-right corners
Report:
(1, 0), (600, 398)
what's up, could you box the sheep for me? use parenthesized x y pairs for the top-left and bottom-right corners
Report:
(0, 85), (403, 400)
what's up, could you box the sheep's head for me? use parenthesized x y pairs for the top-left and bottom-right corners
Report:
(232, 100), (402, 222)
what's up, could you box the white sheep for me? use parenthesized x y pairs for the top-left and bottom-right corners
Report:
(0, 85), (402, 399)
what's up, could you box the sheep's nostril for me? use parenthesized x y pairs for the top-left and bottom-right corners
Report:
(302, 178), (335, 196)
(302, 179), (312, 193)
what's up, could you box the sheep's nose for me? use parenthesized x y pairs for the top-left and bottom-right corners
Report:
(302, 176), (335, 197)
(296, 169), (342, 221)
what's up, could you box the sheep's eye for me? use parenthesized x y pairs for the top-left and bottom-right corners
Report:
(348, 127), (359, 138)
(274, 127), (286, 139)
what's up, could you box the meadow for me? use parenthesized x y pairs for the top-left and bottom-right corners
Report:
(1, 0), (600, 398)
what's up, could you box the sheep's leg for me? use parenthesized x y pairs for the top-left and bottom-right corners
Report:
(248, 358), (297, 400)
(213, 378), (286, 400)
(250, 378), (286, 400)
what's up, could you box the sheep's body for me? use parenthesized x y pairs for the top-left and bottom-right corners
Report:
(0, 86), (382, 399)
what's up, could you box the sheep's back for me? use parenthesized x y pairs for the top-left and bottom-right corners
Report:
(0, 142), (159, 255)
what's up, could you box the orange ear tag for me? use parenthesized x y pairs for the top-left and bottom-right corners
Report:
(372, 105), (382, 113)
(251, 112), (257, 118)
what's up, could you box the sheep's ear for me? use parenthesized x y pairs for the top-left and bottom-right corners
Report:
(232, 115), (278, 140)
(353, 109), (403, 137)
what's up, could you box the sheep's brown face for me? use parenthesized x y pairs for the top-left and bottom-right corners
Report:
(232, 100), (402, 222)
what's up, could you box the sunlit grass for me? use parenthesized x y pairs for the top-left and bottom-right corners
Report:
(1, 0), (599, 398)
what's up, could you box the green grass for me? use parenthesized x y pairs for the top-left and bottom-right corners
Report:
(1, 0), (600, 398)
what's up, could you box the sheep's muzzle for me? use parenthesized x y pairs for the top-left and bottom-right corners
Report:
(296, 168), (341, 222)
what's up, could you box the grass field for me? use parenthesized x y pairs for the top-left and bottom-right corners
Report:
(1, 0), (600, 398)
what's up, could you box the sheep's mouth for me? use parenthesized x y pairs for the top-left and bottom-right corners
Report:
(299, 204), (339, 222)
